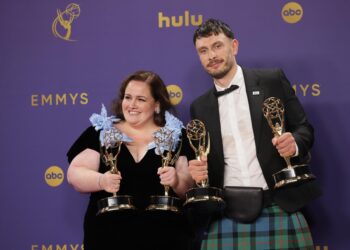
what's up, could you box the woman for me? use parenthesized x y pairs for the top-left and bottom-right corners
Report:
(67, 70), (195, 250)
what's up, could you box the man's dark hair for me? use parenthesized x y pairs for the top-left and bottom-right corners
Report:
(193, 18), (234, 44)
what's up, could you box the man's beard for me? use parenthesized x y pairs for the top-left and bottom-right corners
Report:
(207, 60), (233, 80)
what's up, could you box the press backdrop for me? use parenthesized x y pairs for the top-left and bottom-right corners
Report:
(1, 1), (349, 249)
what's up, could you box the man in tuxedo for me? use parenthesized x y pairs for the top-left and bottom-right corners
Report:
(188, 18), (321, 250)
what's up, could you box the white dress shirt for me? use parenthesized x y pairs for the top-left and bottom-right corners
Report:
(215, 66), (268, 189)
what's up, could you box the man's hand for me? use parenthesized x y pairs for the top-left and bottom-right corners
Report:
(272, 132), (297, 158)
(188, 155), (208, 184)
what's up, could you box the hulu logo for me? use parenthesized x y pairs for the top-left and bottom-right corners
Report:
(158, 11), (203, 28)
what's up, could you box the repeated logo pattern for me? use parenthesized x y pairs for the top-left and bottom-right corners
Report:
(52, 3), (81, 41)
(281, 2), (303, 24)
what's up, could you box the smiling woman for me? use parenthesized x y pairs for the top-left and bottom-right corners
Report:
(120, 80), (160, 130)
(66, 70), (195, 250)
(112, 71), (173, 127)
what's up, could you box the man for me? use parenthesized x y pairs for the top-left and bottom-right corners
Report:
(188, 18), (321, 250)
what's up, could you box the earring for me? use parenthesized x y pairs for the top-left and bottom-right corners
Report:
(155, 107), (160, 114)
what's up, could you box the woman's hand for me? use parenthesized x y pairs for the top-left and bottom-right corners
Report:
(158, 166), (179, 188)
(99, 171), (122, 193)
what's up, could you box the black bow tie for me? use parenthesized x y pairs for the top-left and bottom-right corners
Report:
(214, 84), (239, 97)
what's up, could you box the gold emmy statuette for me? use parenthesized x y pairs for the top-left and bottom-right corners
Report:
(146, 127), (182, 213)
(184, 119), (225, 212)
(262, 97), (316, 189)
(97, 128), (135, 214)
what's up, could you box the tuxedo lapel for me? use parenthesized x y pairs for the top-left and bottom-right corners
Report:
(203, 88), (224, 154)
(242, 69), (265, 152)
(198, 88), (225, 187)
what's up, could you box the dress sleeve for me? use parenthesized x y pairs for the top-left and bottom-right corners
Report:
(179, 128), (196, 161)
(66, 126), (101, 163)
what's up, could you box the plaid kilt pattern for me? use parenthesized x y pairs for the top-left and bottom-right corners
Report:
(201, 204), (313, 250)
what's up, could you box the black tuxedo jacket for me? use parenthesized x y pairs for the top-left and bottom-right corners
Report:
(190, 68), (321, 212)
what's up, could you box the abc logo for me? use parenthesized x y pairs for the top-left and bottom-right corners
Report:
(167, 84), (183, 106)
(282, 2), (303, 24)
(45, 166), (64, 187)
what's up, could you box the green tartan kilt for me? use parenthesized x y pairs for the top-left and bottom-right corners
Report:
(201, 204), (314, 250)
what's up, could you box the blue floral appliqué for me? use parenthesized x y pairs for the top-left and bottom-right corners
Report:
(152, 111), (183, 155)
(89, 104), (131, 145)
(101, 128), (123, 148)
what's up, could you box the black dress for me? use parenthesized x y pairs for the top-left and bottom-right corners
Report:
(67, 126), (195, 250)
